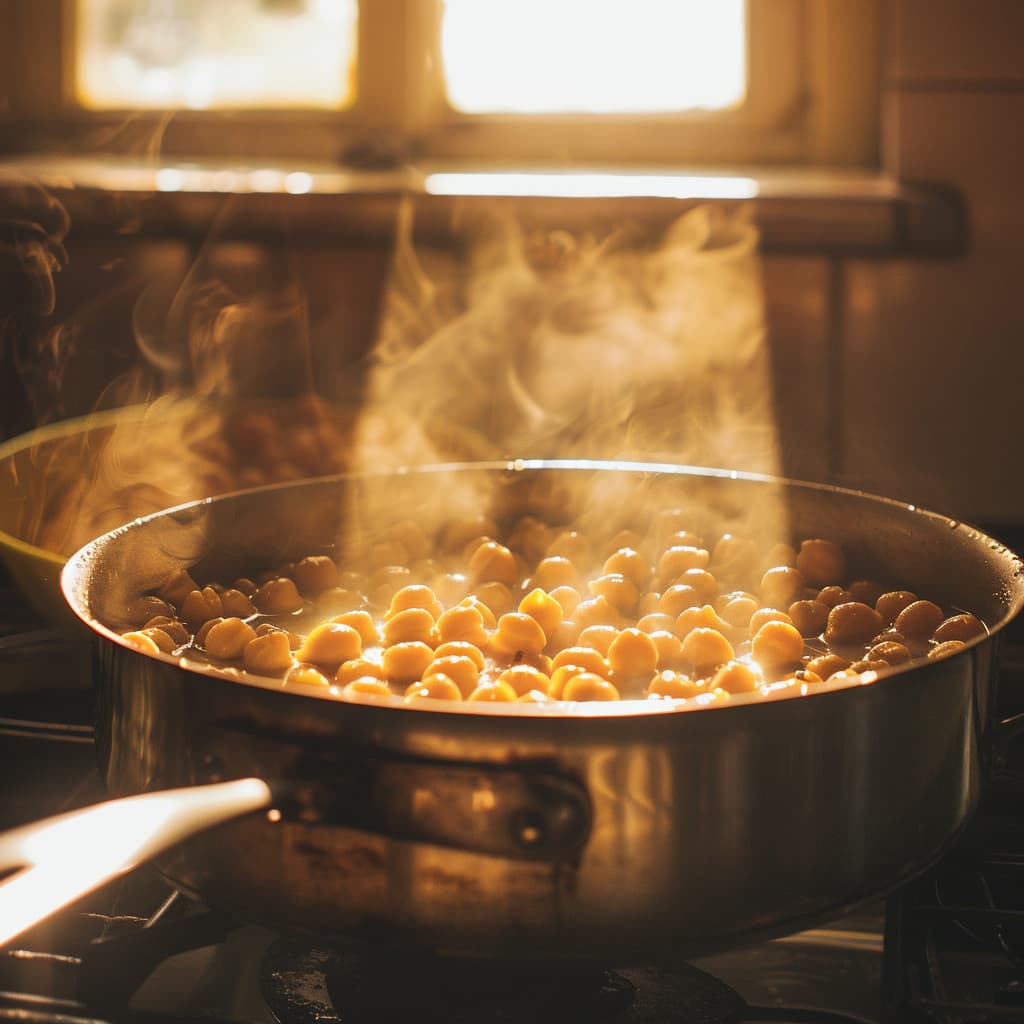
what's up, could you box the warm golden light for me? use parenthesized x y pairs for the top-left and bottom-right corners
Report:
(441, 0), (746, 114)
(423, 171), (759, 200)
(0, 779), (271, 947)
(76, 0), (357, 109)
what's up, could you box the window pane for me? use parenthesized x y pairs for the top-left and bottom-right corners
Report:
(76, 0), (357, 110)
(441, 0), (746, 114)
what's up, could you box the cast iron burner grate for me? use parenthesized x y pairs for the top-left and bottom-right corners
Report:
(260, 941), (755, 1024)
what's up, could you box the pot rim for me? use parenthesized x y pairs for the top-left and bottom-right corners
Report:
(61, 457), (1024, 721)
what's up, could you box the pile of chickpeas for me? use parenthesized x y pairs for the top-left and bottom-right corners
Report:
(118, 503), (987, 710)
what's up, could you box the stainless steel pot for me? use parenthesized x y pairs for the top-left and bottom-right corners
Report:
(3, 460), (1023, 961)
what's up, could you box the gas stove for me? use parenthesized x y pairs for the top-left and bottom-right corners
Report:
(2, 569), (1024, 1024)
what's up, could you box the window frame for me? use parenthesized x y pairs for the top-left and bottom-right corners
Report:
(0, 0), (880, 169)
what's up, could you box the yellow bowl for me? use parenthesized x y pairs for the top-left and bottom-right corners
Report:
(0, 399), (495, 626)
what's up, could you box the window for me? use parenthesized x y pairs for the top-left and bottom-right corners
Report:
(1, 0), (881, 168)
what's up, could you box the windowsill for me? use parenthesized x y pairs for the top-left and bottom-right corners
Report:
(0, 155), (964, 258)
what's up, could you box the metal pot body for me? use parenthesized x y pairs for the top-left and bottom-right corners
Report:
(69, 462), (1024, 961)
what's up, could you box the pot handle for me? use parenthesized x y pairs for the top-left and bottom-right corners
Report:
(0, 777), (272, 949)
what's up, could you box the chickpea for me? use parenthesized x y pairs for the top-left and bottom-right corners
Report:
(551, 646), (610, 677)
(496, 664), (551, 697)
(865, 640), (911, 666)
(490, 612), (548, 657)
(244, 631), (294, 675)
(637, 612), (676, 634)
(824, 602), (884, 646)
(806, 653), (851, 678)
(751, 620), (805, 669)
(121, 630), (162, 655)
(657, 546), (710, 585)
(518, 689), (551, 704)
(335, 656), (387, 685)
(549, 585), (581, 618)
(469, 541), (518, 585)
(205, 617), (258, 661)
(933, 613), (985, 644)
(254, 577), (303, 615)
(647, 670), (699, 699)
(434, 640), (486, 671)
(142, 616), (190, 645)
(343, 678), (393, 700)
(457, 594), (498, 629)
(220, 588), (256, 618)
(195, 617), (224, 648)
(712, 660), (761, 694)
(761, 542), (797, 570)
(181, 586), (225, 626)
(406, 674), (463, 702)
(531, 557), (579, 591)
(680, 627), (735, 673)
(719, 594), (759, 630)
(433, 604), (487, 646)
(467, 681), (518, 703)
(748, 608), (793, 635)
(848, 579), (886, 607)
(588, 573), (640, 615)
(674, 604), (731, 640)
(788, 599), (829, 637)
(760, 566), (805, 610)
(607, 628), (659, 679)
(387, 584), (444, 622)
(382, 641), (435, 683)
(602, 548), (649, 587)
(473, 581), (514, 618)
(383, 607), (436, 647)
(929, 639), (967, 660)
(545, 619), (581, 653)
(424, 655), (480, 698)
(817, 586), (854, 609)
(637, 592), (661, 617)
(285, 665), (332, 688)
(126, 595), (175, 627)
(572, 595), (620, 629)
(894, 600), (945, 641)
(292, 555), (339, 596)
(577, 624), (618, 655)
(659, 584), (701, 617)
(296, 622), (363, 667)
(519, 588), (564, 639)
(648, 629), (684, 667)
(255, 622), (302, 650)
(796, 538), (847, 586)
(548, 664), (588, 699)
(330, 610), (379, 647)
(875, 590), (918, 624)
(562, 672), (620, 702)
(678, 568), (719, 605)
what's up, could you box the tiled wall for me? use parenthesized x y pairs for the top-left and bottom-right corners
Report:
(834, 1), (1024, 527)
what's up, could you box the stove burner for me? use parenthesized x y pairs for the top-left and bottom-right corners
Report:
(259, 940), (747, 1024)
